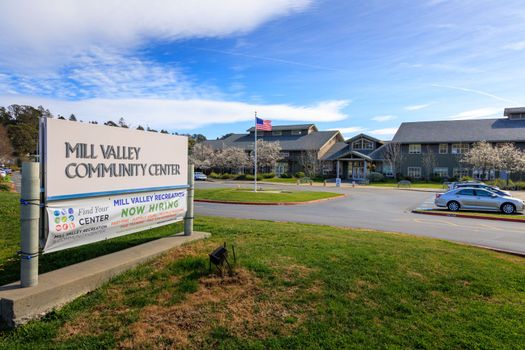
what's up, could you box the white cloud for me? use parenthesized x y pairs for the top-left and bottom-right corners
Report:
(330, 126), (364, 134)
(503, 40), (525, 51)
(404, 104), (431, 111)
(371, 115), (396, 122)
(447, 107), (502, 120)
(0, 95), (348, 131)
(0, 0), (312, 70)
(368, 128), (398, 139)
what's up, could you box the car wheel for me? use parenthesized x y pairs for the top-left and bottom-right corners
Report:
(501, 203), (516, 214)
(447, 201), (460, 211)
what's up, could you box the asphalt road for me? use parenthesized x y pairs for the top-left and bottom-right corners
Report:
(195, 181), (525, 255)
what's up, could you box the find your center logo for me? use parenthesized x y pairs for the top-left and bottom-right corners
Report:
(53, 207), (75, 232)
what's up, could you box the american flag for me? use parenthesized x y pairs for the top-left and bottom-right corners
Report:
(256, 117), (272, 131)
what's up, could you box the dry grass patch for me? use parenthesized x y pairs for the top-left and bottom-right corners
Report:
(122, 268), (308, 349)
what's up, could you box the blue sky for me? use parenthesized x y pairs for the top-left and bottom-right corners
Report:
(0, 0), (524, 140)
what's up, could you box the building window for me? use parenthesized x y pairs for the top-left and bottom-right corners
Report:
(291, 130), (303, 135)
(383, 164), (394, 177)
(407, 167), (422, 178)
(453, 168), (469, 178)
(408, 144), (421, 154)
(439, 144), (448, 154)
(322, 162), (334, 175)
(352, 139), (374, 150)
(451, 143), (469, 154)
(280, 151), (290, 158)
(272, 130), (282, 136)
(433, 167), (448, 178)
(275, 162), (289, 177)
(509, 113), (525, 120)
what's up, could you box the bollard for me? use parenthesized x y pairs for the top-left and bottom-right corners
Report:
(20, 162), (40, 287)
(184, 164), (194, 236)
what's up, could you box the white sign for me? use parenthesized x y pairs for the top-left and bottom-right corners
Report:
(43, 118), (188, 201)
(43, 189), (187, 253)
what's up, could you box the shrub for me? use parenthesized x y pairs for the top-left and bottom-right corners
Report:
(460, 176), (473, 182)
(294, 172), (305, 178)
(403, 176), (413, 181)
(280, 173), (292, 178)
(367, 172), (384, 183)
(209, 172), (221, 179)
(0, 183), (9, 191)
(220, 173), (233, 179)
(245, 174), (263, 181)
(234, 174), (247, 180)
(430, 176), (443, 183)
(262, 173), (275, 179)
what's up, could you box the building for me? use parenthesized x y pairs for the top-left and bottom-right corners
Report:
(391, 107), (525, 180)
(203, 107), (525, 180)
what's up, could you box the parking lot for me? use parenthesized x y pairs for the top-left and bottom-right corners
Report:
(195, 181), (525, 255)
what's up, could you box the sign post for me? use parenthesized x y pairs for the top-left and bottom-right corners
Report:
(184, 164), (194, 236)
(20, 162), (40, 287)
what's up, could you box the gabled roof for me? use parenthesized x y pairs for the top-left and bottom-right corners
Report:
(204, 130), (340, 151)
(392, 118), (525, 143)
(320, 143), (373, 161)
(246, 124), (316, 132)
(345, 133), (383, 144)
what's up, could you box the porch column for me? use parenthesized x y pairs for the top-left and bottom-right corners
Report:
(336, 160), (340, 179)
(363, 160), (367, 179)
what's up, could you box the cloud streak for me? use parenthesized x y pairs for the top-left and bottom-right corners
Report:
(431, 84), (517, 104)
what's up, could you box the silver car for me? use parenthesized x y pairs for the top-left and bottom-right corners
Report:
(435, 187), (524, 214)
(453, 183), (511, 197)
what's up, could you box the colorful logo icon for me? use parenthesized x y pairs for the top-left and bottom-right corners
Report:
(62, 223), (68, 230)
(54, 210), (60, 216)
(54, 217), (60, 224)
(53, 207), (77, 232)
(61, 216), (67, 223)
(68, 208), (74, 214)
(61, 209), (67, 215)
(68, 215), (74, 221)
(55, 225), (62, 232)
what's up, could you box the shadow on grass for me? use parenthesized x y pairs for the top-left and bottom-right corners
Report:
(0, 222), (183, 286)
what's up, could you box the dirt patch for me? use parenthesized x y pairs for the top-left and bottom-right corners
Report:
(122, 268), (307, 349)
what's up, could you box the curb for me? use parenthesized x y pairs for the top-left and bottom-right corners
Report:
(412, 209), (525, 223)
(195, 194), (346, 206)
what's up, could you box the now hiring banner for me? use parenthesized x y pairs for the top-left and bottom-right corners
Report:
(41, 118), (188, 253)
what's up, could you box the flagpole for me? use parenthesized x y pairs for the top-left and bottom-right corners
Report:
(254, 111), (257, 192)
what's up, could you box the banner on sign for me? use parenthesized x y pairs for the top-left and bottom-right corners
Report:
(43, 189), (186, 253)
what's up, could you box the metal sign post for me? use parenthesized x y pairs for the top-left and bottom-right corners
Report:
(20, 162), (40, 287)
(184, 164), (194, 236)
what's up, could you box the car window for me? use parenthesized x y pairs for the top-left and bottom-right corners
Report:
(457, 189), (475, 196)
(475, 189), (494, 197)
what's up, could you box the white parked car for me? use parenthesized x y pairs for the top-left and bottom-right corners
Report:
(435, 187), (524, 214)
(194, 172), (207, 181)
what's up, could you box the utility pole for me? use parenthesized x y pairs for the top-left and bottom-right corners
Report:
(254, 111), (258, 192)
(20, 162), (40, 287)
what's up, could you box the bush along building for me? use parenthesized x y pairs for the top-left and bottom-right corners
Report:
(202, 107), (525, 181)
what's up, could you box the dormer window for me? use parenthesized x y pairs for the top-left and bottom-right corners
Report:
(291, 130), (303, 135)
(352, 138), (374, 150)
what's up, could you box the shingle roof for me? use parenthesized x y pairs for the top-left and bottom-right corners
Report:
(320, 143), (374, 161)
(392, 118), (525, 143)
(504, 107), (525, 116)
(246, 124), (316, 132)
(204, 130), (340, 151)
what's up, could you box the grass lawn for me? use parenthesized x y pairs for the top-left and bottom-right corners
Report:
(2, 216), (525, 349)
(194, 188), (342, 203)
(368, 182), (447, 189)
(260, 177), (324, 184)
(415, 209), (525, 221)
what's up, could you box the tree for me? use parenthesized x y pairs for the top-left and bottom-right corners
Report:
(136, 125), (144, 131)
(7, 124), (38, 158)
(118, 117), (129, 128)
(0, 125), (13, 164)
(422, 145), (437, 180)
(250, 140), (282, 173)
(69, 114), (77, 122)
(221, 147), (250, 173)
(298, 150), (320, 178)
(461, 141), (498, 180)
(383, 142), (403, 179)
(190, 143), (214, 172)
(496, 143), (522, 185)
